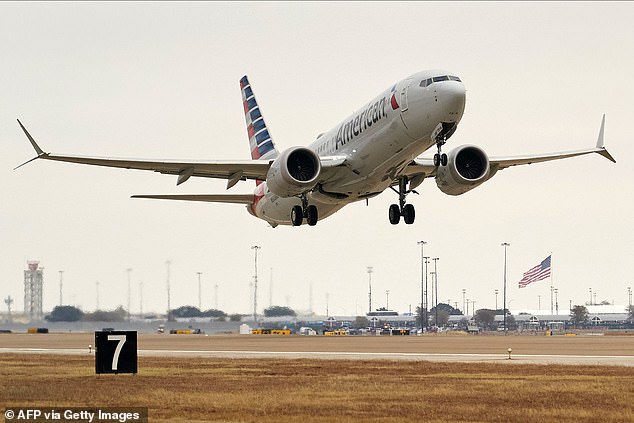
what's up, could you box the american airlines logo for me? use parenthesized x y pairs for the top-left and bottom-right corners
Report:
(335, 96), (389, 149)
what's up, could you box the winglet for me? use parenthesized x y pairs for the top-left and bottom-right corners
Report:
(17, 119), (46, 156)
(15, 120), (51, 170)
(595, 114), (616, 163)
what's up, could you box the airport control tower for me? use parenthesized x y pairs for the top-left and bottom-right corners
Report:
(24, 261), (44, 321)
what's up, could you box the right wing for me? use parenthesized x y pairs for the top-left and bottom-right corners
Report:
(16, 119), (271, 188)
(16, 120), (347, 189)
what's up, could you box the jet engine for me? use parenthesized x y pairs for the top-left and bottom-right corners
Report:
(435, 145), (490, 195)
(266, 147), (321, 197)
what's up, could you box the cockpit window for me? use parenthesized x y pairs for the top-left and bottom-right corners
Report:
(420, 75), (462, 87)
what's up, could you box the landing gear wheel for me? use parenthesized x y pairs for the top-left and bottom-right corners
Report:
(403, 204), (415, 224)
(434, 134), (447, 166)
(434, 153), (448, 167)
(291, 205), (303, 226)
(307, 205), (318, 226)
(389, 204), (400, 225)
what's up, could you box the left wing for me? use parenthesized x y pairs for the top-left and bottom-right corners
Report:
(16, 120), (271, 188)
(488, 115), (615, 172)
(403, 115), (615, 182)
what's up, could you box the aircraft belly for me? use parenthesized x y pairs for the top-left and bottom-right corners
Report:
(321, 128), (434, 198)
(256, 193), (345, 226)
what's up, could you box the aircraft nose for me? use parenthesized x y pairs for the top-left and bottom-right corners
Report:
(439, 81), (466, 121)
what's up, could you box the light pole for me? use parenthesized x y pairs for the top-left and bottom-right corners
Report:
(628, 286), (632, 308)
(252, 246), (261, 322)
(589, 288), (592, 305)
(139, 281), (143, 317)
(424, 256), (430, 329)
(432, 257), (439, 325)
(166, 260), (171, 321)
(197, 272), (203, 310)
(127, 268), (132, 322)
(386, 290), (390, 310)
(554, 288), (559, 315)
(5, 295), (14, 323)
(495, 289), (499, 311)
(501, 242), (510, 333)
(462, 289), (466, 315)
(367, 266), (373, 314)
(96, 281), (100, 311)
(538, 295), (541, 311)
(550, 285), (554, 315)
(430, 271), (436, 321)
(58, 270), (63, 306)
(417, 241), (427, 329)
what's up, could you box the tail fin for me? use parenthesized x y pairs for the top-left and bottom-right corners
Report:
(240, 76), (279, 161)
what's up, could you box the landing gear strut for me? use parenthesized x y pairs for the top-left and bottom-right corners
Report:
(291, 194), (318, 227)
(433, 137), (448, 167)
(389, 177), (416, 225)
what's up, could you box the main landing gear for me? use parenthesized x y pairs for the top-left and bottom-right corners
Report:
(291, 194), (318, 227)
(388, 176), (416, 225)
(388, 135), (448, 225)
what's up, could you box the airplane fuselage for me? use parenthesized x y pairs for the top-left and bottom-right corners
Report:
(250, 70), (467, 226)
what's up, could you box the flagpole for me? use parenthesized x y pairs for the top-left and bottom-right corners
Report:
(551, 251), (557, 315)
(502, 242), (510, 334)
(549, 253), (554, 316)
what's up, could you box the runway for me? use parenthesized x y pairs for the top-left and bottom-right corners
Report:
(2, 333), (634, 366)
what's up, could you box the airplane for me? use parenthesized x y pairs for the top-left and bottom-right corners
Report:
(16, 70), (615, 227)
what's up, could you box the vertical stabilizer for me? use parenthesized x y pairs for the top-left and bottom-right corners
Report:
(240, 76), (279, 161)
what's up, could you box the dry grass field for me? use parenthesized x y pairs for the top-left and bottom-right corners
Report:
(2, 353), (634, 423)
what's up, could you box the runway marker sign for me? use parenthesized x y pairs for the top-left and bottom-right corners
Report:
(95, 330), (137, 374)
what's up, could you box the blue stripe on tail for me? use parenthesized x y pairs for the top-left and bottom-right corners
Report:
(240, 76), (279, 161)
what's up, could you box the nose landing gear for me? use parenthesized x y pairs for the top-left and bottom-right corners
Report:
(433, 138), (448, 167)
(432, 121), (457, 167)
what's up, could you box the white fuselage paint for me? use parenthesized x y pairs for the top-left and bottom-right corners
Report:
(249, 70), (466, 226)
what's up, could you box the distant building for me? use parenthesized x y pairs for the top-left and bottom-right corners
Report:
(24, 261), (44, 321)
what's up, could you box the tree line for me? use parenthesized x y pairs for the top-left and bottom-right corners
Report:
(44, 304), (298, 322)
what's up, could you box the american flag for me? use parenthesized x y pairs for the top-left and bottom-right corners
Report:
(518, 255), (551, 288)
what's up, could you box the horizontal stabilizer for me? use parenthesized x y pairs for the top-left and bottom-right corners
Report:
(131, 194), (255, 204)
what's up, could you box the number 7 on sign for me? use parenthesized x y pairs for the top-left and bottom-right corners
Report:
(107, 334), (126, 371)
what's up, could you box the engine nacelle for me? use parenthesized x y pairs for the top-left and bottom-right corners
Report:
(436, 145), (490, 195)
(266, 147), (321, 197)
